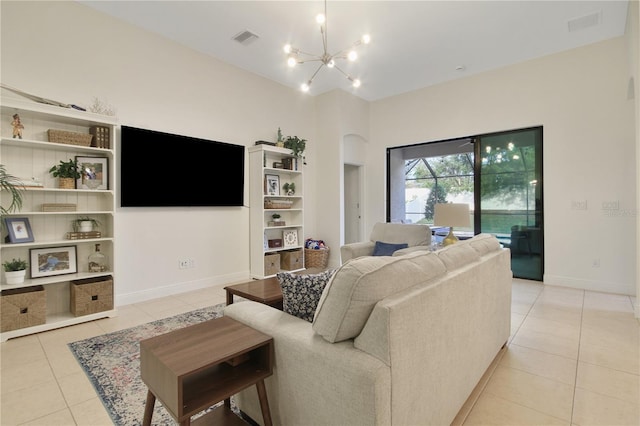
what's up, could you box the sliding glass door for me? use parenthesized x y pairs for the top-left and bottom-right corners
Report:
(475, 127), (543, 280)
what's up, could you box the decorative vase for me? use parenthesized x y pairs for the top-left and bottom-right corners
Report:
(59, 177), (75, 189)
(4, 269), (26, 285)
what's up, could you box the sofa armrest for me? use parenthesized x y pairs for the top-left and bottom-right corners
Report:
(224, 301), (391, 426)
(340, 241), (375, 263)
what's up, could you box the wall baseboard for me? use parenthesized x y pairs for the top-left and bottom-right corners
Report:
(114, 271), (250, 306)
(543, 274), (635, 296)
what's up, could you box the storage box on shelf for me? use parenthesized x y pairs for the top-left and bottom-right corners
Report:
(281, 249), (303, 271)
(70, 276), (114, 316)
(0, 97), (118, 341)
(250, 144), (304, 278)
(0, 285), (46, 332)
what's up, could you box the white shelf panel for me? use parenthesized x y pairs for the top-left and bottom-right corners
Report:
(0, 137), (114, 155)
(1, 271), (113, 289)
(1, 237), (113, 249)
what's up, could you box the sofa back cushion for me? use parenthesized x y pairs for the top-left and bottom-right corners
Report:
(369, 222), (431, 247)
(435, 240), (480, 270)
(313, 250), (446, 343)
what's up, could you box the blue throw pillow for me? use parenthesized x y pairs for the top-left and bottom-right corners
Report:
(372, 241), (408, 256)
(277, 269), (336, 322)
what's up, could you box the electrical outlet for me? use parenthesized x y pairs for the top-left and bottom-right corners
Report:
(179, 258), (195, 269)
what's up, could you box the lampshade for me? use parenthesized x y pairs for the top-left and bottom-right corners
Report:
(433, 203), (470, 228)
(433, 203), (470, 246)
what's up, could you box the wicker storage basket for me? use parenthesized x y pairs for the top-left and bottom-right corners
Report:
(280, 249), (303, 270)
(1, 285), (46, 332)
(264, 199), (293, 209)
(58, 177), (75, 189)
(264, 253), (280, 276)
(70, 276), (113, 316)
(304, 247), (330, 268)
(48, 129), (93, 147)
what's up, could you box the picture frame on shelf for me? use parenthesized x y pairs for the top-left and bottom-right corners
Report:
(283, 230), (298, 248)
(75, 156), (108, 190)
(30, 245), (78, 279)
(265, 174), (280, 195)
(4, 217), (34, 243)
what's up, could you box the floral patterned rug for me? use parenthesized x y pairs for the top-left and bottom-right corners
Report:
(68, 303), (240, 425)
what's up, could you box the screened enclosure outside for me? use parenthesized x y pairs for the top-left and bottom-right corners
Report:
(388, 137), (474, 232)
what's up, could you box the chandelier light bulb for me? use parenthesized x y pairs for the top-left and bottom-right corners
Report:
(362, 34), (371, 44)
(327, 59), (335, 68)
(352, 78), (361, 88)
(316, 13), (325, 25)
(284, 44), (292, 54)
(348, 50), (358, 61)
(287, 56), (297, 67)
(301, 82), (310, 92)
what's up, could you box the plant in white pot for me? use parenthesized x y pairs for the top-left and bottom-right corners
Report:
(3, 258), (28, 285)
(71, 216), (101, 232)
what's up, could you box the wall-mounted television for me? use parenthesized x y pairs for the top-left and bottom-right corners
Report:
(120, 125), (245, 207)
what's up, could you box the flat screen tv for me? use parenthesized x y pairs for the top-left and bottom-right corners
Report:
(120, 125), (245, 207)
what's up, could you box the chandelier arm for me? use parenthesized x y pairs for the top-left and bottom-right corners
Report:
(307, 63), (326, 84)
(322, 0), (328, 54)
(297, 58), (325, 64)
(333, 64), (353, 80)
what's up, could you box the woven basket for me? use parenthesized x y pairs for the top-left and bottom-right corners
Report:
(304, 247), (330, 268)
(264, 199), (293, 209)
(58, 177), (75, 189)
(70, 276), (114, 316)
(1, 286), (46, 332)
(48, 129), (93, 147)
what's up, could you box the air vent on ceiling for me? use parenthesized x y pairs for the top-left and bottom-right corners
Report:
(568, 11), (601, 32)
(233, 30), (259, 46)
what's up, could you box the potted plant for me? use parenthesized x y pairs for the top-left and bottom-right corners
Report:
(0, 164), (24, 218)
(49, 159), (80, 189)
(283, 182), (296, 196)
(269, 213), (285, 227)
(71, 216), (101, 232)
(276, 127), (285, 148)
(283, 136), (306, 158)
(3, 257), (28, 285)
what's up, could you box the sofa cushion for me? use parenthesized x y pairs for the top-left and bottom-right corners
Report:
(467, 233), (501, 255)
(313, 251), (446, 343)
(435, 241), (480, 270)
(277, 269), (336, 322)
(372, 241), (408, 256)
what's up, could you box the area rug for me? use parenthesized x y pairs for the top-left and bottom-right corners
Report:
(68, 303), (240, 425)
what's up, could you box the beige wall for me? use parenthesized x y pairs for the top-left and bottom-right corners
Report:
(1, 1), (637, 306)
(1, 1), (315, 304)
(369, 37), (637, 296)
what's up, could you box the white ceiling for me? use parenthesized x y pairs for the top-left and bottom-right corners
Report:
(79, 1), (629, 102)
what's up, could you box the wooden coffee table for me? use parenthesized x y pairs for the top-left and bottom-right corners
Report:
(140, 316), (273, 426)
(224, 277), (283, 310)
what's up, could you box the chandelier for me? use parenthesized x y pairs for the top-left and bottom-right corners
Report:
(284, 0), (370, 93)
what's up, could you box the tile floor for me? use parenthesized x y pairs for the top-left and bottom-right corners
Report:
(1, 279), (639, 425)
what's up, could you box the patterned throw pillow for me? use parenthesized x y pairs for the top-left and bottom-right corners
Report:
(277, 269), (335, 322)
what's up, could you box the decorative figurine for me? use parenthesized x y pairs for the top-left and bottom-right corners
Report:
(11, 114), (24, 139)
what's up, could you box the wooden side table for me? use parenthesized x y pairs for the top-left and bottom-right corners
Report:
(224, 277), (283, 310)
(140, 316), (273, 426)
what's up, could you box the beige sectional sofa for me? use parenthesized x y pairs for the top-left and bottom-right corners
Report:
(224, 234), (512, 425)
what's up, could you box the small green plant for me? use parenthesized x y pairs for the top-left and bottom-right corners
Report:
(3, 258), (27, 272)
(283, 182), (296, 195)
(49, 159), (80, 179)
(271, 213), (281, 220)
(0, 164), (24, 217)
(71, 216), (101, 231)
(283, 136), (306, 158)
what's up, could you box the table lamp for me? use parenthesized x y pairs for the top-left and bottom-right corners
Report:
(433, 203), (470, 246)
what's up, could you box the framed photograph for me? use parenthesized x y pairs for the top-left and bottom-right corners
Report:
(30, 246), (78, 279)
(75, 156), (108, 190)
(4, 217), (34, 243)
(283, 230), (298, 248)
(265, 174), (280, 195)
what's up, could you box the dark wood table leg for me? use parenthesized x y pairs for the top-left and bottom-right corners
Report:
(226, 290), (233, 305)
(256, 379), (273, 426)
(142, 390), (156, 426)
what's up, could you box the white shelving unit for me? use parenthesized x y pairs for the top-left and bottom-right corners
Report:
(249, 145), (304, 278)
(0, 98), (117, 341)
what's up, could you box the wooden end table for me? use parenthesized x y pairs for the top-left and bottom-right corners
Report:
(140, 316), (273, 426)
(224, 277), (283, 310)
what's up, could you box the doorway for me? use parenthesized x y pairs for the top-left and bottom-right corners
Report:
(344, 164), (362, 245)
